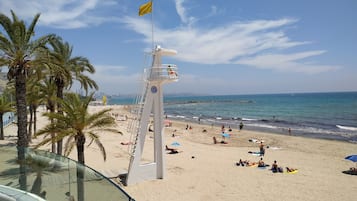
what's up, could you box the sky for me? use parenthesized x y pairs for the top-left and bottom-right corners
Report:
(1, 0), (356, 96)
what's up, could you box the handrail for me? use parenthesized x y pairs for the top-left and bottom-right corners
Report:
(146, 64), (179, 81)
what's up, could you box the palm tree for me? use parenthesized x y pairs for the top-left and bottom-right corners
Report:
(0, 94), (15, 140)
(0, 10), (55, 191)
(46, 37), (98, 155)
(0, 10), (55, 148)
(35, 92), (120, 201)
(35, 92), (119, 163)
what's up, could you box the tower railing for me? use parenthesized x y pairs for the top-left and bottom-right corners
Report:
(147, 64), (178, 82)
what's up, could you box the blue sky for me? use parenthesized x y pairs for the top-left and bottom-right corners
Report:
(1, 0), (356, 96)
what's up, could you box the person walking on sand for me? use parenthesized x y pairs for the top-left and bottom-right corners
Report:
(239, 122), (244, 131)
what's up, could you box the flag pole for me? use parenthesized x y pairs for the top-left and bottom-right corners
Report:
(151, 0), (154, 50)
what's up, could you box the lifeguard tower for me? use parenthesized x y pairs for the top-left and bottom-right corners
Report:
(126, 45), (178, 185)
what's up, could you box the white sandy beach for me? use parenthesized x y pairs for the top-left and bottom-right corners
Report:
(4, 105), (357, 201)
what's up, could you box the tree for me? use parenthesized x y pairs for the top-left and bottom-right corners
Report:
(0, 10), (55, 148)
(46, 37), (98, 155)
(35, 92), (120, 201)
(0, 94), (15, 140)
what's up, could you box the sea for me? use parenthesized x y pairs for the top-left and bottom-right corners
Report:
(107, 92), (357, 143)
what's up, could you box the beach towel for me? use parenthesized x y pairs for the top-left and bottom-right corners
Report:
(258, 164), (270, 169)
(286, 170), (298, 174)
(247, 164), (258, 167)
(248, 151), (263, 156)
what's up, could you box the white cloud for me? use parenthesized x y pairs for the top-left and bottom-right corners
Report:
(0, 0), (120, 29)
(174, 0), (195, 26)
(121, 16), (337, 74)
(236, 51), (341, 74)
(93, 64), (127, 75)
(0, 1), (339, 75)
(90, 64), (143, 94)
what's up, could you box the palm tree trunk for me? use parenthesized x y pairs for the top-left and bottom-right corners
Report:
(48, 104), (56, 153)
(15, 71), (28, 191)
(28, 105), (33, 142)
(50, 118), (56, 153)
(33, 106), (37, 135)
(15, 73), (28, 147)
(17, 146), (27, 191)
(76, 135), (86, 201)
(56, 83), (64, 155)
(0, 114), (4, 140)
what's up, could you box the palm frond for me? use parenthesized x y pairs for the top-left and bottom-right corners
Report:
(87, 131), (106, 161)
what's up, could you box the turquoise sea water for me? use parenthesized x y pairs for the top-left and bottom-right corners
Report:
(108, 92), (357, 143)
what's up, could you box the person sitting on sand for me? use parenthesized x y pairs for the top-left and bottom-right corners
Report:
(271, 160), (283, 173)
(258, 157), (265, 167)
(236, 159), (248, 166)
(236, 159), (254, 166)
(213, 136), (228, 144)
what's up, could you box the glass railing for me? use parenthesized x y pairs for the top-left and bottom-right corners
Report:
(0, 145), (135, 201)
(3, 112), (15, 127)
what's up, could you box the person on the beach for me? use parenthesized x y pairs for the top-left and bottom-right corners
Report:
(213, 136), (227, 144)
(258, 157), (265, 167)
(272, 160), (278, 172)
(288, 128), (291, 135)
(271, 160), (283, 173)
(148, 125), (153, 132)
(259, 142), (265, 156)
(165, 145), (179, 154)
(236, 159), (254, 166)
(236, 159), (246, 166)
(167, 65), (177, 77)
(286, 167), (297, 172)
(239, 122), (244, 131)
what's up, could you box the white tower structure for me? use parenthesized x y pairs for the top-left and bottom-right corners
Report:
(126, 46), (178, 185)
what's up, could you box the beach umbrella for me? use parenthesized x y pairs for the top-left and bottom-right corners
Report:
(345, 155), (357, 162)
(171, 141), (181, 147)
(221, 133), (230, 138)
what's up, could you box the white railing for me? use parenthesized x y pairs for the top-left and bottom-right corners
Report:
(146, 64), (178, 81)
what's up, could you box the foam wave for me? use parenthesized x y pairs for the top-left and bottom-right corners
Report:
(242, 118), (258, 121)
(248, 123), (279, 129)
(336, 125), (357, 131)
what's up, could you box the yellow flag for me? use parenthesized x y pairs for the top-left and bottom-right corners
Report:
(139, 1), (152, 16)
